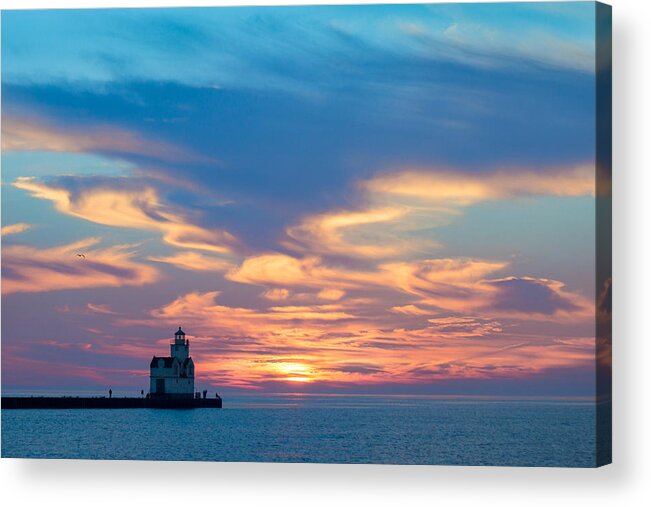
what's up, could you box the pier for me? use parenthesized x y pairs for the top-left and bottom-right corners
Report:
(1, 396), (222, 410)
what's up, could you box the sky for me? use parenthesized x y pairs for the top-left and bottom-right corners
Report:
(1, 3), (600, 396)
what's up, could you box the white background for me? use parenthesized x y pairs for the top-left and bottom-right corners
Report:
(0, 0), (649, 505)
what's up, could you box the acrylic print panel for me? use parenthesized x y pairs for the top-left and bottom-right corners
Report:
(0, 2), (611, 467)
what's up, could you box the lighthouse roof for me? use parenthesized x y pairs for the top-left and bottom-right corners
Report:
(150, 356), (177, 368)
(174, 326), (186, 336)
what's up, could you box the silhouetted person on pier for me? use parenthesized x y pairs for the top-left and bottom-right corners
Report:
(141, 389), (144, 397)
(109, 389), (112, 399)
(202, 389), (207, 399)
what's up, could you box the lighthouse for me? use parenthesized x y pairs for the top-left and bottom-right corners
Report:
(149, 327), (195, 399)
(3, 324), (222, 409)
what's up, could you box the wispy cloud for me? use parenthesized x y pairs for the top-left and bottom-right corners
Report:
(151, 291), (356, 331)
(364, 164), (595, 204)
(317, 288), (346, 301)
(390, 304), (432, 316)
(384, 258), (591, 320)
(1, 222), (32, 237)
(284, 164), (594, 261)
(13, 177), (239, 254)
(284, 206), (437, 258)
(121, 289), (594, 388)
(260, 288), (290, 301)
(226, 251), (590, 322)
(1, 237), (159, 294)
(2, 115), (197, 163)
(2, 4), (595, 92)
(86, 303), (119, 315)
(399, 14), (594, 73)
(147, 251), (233, 272)
(226, 253), (377, 289)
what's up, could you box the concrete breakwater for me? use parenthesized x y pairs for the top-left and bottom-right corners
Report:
(1, 396), (222, 409)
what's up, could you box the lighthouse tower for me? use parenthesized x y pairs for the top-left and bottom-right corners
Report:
(149, 327), (195, 399)
(171, 326), (190, 361)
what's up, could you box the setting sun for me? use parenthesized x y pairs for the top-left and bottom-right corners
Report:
(273, 362), (315, 383)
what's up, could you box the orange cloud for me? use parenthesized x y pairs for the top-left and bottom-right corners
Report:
(1, 237), (159, 294)
(284, 206), (434, 258)
(226, 252), (590, 322)
(317, 288), (346, 301)
(390, 304), (433, 316)
(226, 253), (376, 289)
(364, 164), (595, 205)
(1, 115), (195, 162)
(126, 289), (594, 389)
(156, 293), (363, 342)
(258, 287), (346, 303)
(13, 177), (238, 254)
(164, 291), (353, 323)
(147, 251), (233, 271)
(260, 288), (291, 300)
(228, 253), (505, 295)
(382, 258), (507, 288)
(1, 223), (32, 237)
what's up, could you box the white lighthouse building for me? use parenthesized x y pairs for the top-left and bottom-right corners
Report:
(150, 327), (195, 399)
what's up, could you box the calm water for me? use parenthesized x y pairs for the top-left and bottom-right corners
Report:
(1, 394), (597, 467)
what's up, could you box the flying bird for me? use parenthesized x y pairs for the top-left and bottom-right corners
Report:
(76, 253), (86, 259)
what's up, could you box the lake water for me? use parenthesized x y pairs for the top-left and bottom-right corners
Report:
(1, 394), (597, 467)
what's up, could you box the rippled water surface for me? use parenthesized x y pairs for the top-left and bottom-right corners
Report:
(1, 394), (596, 467)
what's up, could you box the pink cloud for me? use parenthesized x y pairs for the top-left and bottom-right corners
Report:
(1, 115), (199, 163)
(2, 237), (159, 294)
